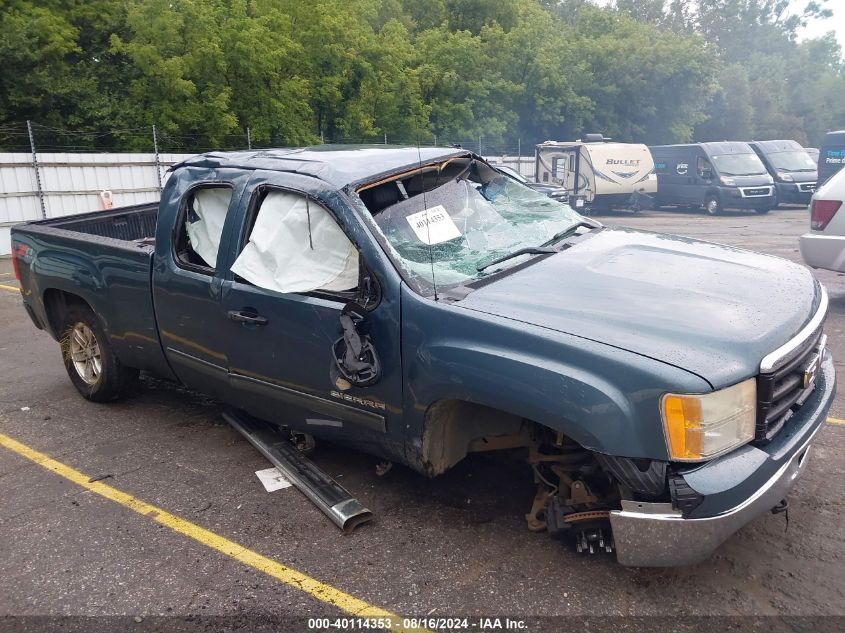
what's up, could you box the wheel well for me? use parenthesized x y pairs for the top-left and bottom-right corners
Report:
(43, 289), (92, 337)
(420, 399), (531, 476)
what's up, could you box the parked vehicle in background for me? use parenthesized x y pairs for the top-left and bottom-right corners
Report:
(492, 163), (568, 201)
(800, 167), (845, 272)
(535, 135), (657, 211)
(748, 140), (816, 207)
(10, 146), (835, 567)
(818, 130), (845, 186)
(650, 142), (775, 215)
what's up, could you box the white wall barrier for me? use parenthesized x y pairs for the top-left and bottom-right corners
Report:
(0, 152), (193, 255)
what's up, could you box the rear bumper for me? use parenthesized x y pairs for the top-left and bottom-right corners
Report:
(610, 351), (835, 567)
(800, 232), (845, 272)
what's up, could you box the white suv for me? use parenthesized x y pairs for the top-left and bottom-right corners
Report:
(800, 167), (845, 272)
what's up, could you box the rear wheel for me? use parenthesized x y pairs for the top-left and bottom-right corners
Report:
(60, 305), (138, 401)
(704, 195), (722, 216)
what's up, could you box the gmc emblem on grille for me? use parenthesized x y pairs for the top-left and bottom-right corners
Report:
(803, 354), (820, 389)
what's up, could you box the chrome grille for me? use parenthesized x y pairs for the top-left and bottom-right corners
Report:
(756, 331), (824, 443)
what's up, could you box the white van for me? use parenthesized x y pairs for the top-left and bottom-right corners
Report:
(535, 136), (657, 210)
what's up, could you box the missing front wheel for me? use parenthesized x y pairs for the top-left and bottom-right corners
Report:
(522, 434), (620, 555)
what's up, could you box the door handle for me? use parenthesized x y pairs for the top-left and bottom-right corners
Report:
(228, 310), (268, 326)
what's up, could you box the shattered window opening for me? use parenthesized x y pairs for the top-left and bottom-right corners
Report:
(359, 158), (585, 289)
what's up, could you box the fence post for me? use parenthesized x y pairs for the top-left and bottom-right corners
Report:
(478, 135), (482, 155)
(247, 126), (252, 150)
(27, 120), (47, 219)
(152, 125), (162, 192)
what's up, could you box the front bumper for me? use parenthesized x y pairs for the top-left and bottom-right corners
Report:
(775, 182), (814, 205)
(610, 350), (835, 567)
(720, 185), (776, 209)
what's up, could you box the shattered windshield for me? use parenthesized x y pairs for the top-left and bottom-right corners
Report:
(359, 157), (585, 289)
(710, 153), (767, 176)
(767, 150), (817, 172)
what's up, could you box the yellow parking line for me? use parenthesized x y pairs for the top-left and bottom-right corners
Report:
(0, 283), (19, 292)
(0, 431), (423, 630)
(828, 417), (845, 427)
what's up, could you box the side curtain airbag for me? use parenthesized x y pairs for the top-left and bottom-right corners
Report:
(185, 188), (231, 267)
(231, 191), (359, 293)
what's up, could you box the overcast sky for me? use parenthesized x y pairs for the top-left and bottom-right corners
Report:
(796, 0), (844, 49)
(590, 1), (844, 49)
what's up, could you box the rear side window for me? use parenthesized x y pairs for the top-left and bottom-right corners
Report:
(174, 186), (233, 271)
(231, 189), (359, 295)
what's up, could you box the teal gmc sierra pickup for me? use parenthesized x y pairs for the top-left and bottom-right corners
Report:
(9, 146), (836, 565)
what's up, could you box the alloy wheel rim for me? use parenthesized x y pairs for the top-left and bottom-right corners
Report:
(706, 199), (718, 214)
(69, 323), (102, 386)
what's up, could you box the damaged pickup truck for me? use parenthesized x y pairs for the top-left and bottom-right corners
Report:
(10, 146), (835, 566)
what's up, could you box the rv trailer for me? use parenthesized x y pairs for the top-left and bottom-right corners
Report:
(535, 135), (657, 210)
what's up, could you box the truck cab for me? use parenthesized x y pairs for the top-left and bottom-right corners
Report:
(650, 142), (776, 215)
(748, 139), (817, 206)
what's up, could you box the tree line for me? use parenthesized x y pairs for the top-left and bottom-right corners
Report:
(0, 0), (841, 152)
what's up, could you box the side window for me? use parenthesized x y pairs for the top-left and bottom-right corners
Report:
(175, 186), (233, 271)
(697, 156), (712, 178)
(231, 189), (359, 295)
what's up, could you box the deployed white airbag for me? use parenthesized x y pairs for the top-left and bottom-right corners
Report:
(231, 191), (359, 294)
(186, 187), (231, 268)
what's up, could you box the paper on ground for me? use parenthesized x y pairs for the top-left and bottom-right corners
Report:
(255, 467), (293, 492)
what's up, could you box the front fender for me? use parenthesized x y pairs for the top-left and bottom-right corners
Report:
(400, 286), (710, 469)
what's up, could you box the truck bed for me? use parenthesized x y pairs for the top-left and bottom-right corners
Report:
(10, 201), (172, 379)
(35, 203), (159, 246)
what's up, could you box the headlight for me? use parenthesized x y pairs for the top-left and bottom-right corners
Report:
(661, 378), (756, 461)
(720, 176), (736, 186)
(780, 173), (794, 182)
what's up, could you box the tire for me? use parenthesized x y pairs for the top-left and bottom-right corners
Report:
(755, 207), (771, 215)
(704, 195), (722, 216)
(59, 304), (138, 402)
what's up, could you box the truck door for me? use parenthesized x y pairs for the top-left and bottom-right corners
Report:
(152, 170), (250, 400)
(219, 173), (403, 452)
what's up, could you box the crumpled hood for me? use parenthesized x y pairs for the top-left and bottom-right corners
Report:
(457, 228), (820, 387)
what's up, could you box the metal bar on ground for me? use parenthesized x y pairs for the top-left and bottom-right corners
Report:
(223, 411), (373, 532)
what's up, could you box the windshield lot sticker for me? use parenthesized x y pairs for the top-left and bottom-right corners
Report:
(406, 205), (462, 245)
